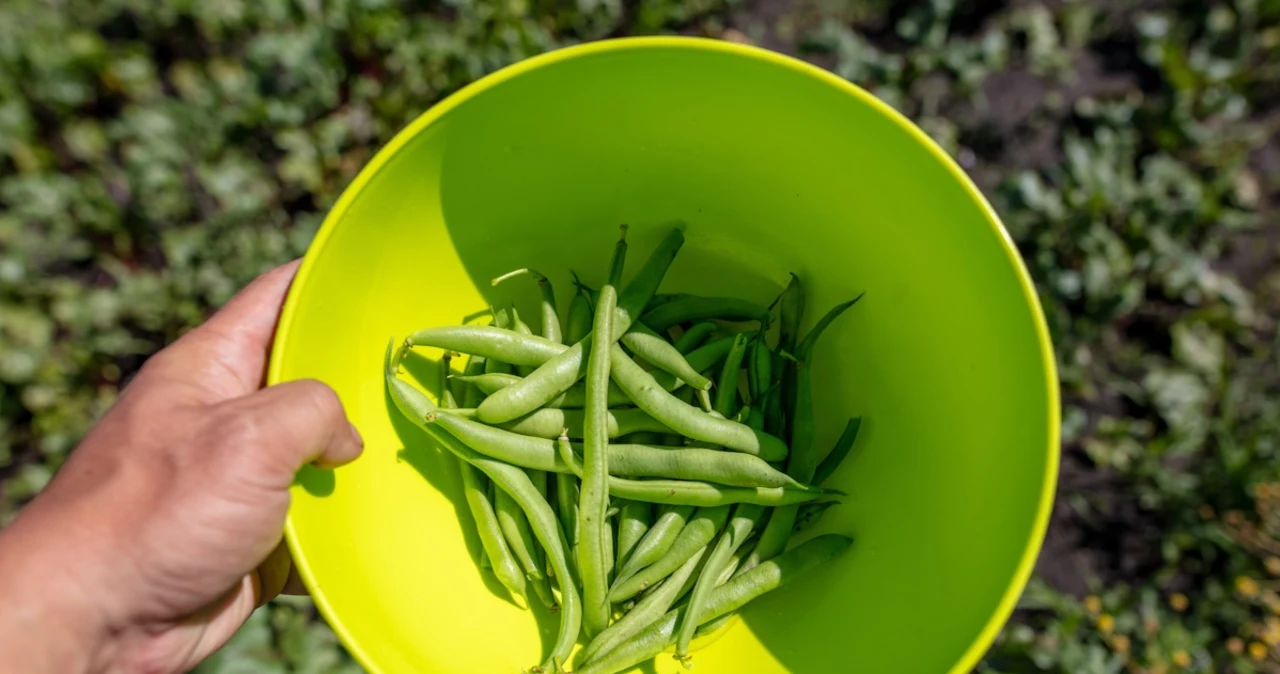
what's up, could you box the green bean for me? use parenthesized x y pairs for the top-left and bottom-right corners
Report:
(674, 503), (765, 660)
(686, 539), (760, 636)
(812, 417), (863, 485)
(606, 478), (823, 508)
(794, 500), (840, 533)
(640, 296), (773, 332)
(696, 388), (714, 414)
(715, 536), (757, 589)
(615, 500), (652, 573)
(450, 373), (630, 408)
(444, 352), (527, 607)
(528, 468), (550, 535)
(777, 273), (804, 356)
(742, 295), (864, 575)
(643, 292), (692, 311)
(571, 270), (599, 305)
(789, 295), (863, 482)
(476, 228), (684, 423)
(496, 490), (547, 582)
(492, 268), (561, 345)
(778, 273), (804, 439)
(528, 466), (548, 496)
(556, 470), (580, 552)
(653, 336), (735, 392)
(483, 312), (516, 375)
(604, 507), (616, 590)
(511, 307), (534, 337)
(459, 354), (487, 408)
(427, 410), (564, 472)
(430, 396), (796, 490)
(763, 351), (785, 436)
(439, 413), (795, 490)
(578, 547), (707, 667)
(615, 431), (667, 445)
(491, 306), (516, 329)
(553, 426), (827, 507)
(579, 285), (719, 390)
(747, 329), (771, 407)
(609, 506), (730, 603)
(692, 608), (734, 640)
(565, 284), (594, 344)
(673, 321), (717, 354)
(742, 498), (799, 571)
(609, 346), (788, 461)
(670, 537), (755, 609)
(386, 353), (579, 672)
(438, 351), (459, 408)
(508, 307), (538, 376)
(714, 333), (750, 418)
(574, 535), (852, 674)
(460, 457), (528, 609)
(616, 505), (694, 581)
(484, 352), (512, 375)
(620, 322), (713, 391)
(430, 402), (817, 498)
(439, 407), (670, 440)
(605, 444), (802, 489)
(407, 325), (566, 366)
(580, 225), (627, 637)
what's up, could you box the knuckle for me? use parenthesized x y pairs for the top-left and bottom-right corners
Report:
(292, 379), (346, 422)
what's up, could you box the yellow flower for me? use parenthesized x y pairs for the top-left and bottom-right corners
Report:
(1098, 613), (1115, 634)
(1265, 591), (1280, 614)
(1169, 593), (1189, 612)
(1172, 650), (1191, 668)
(1228, 637), (1245, 654)
(1249, 641), (1268, 661)
(1085, 595), (1102, 614)
(1264, 617), (1280, 646)
(1268, 557), (1280, 576)
(1110, 634), (1131, 654)
(1238, 576), (1262, 598)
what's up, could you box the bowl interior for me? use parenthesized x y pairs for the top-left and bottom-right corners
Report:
(272, 38), (1057, 674)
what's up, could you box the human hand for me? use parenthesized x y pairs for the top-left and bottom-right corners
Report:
(0, 261), (363, 674)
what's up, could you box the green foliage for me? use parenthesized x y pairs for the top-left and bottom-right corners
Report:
(1, 0), (1276, 671)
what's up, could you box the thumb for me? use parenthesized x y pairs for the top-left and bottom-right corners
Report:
(140, 260), (302, 401)
(214, 379), (364, 491)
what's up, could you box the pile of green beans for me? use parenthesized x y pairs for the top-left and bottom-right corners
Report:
(387, 226), (865, 673)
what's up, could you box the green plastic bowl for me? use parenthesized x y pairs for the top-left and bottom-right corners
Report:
(270, 37), (1059, 674)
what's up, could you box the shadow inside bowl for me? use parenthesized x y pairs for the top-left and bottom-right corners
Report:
(383, 371), (565, 653)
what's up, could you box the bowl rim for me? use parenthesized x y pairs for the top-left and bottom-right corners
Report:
(270, 35), (1061, 674)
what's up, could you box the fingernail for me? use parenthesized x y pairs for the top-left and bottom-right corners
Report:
(348, 421), (364, 448)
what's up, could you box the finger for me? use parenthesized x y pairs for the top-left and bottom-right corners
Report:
(281, 560), (309, 596)
(182, 575), (259, 670)
(145, 260), (302, 399)
(214, 379), (364, 490)
(255, 539), (294, 607)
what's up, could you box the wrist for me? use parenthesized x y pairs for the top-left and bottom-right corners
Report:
(0, 507), (120, 674)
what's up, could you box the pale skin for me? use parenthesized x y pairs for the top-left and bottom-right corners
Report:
(0, 261), (364, 674)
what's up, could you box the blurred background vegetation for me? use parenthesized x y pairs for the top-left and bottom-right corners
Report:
(0, 0), (1276, 672)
